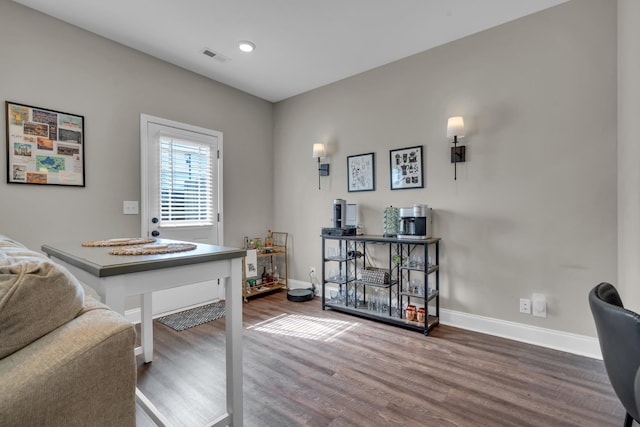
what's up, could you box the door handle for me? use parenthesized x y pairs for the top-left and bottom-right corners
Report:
(151, 230), (160, 237)
(152, 217), (159, 224)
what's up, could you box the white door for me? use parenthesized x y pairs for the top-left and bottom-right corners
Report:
(140, 114), (224, 315)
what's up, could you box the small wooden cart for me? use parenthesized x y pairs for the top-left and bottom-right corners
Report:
(243, 231), (288, 302)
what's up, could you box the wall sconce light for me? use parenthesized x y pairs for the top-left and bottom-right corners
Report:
(447, 116), (465, 180)
(312, 143), (330, 190)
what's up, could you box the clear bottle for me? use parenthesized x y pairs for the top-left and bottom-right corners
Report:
(265, 231), (274, 248)
(273, 265), (280, 282)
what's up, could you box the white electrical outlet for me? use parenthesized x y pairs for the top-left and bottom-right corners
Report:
(532, 293), (547, 318)
(519, 298), (531, 314)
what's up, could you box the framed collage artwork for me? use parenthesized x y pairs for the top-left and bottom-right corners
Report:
(6, 101), (85, 186)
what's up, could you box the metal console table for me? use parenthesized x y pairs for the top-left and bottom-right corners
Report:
(321, 234), (441, 335)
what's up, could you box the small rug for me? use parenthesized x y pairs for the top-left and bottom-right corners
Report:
(157, 301), (225, 331)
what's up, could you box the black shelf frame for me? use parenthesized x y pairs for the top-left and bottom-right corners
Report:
(321, 234), (441, 335)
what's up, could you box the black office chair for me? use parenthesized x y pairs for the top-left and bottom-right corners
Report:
(589, 282), (640, 426)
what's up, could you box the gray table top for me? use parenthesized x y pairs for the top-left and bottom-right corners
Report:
(42, 238), (246, 278)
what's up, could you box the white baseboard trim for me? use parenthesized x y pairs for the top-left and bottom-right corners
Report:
(125, 279), (311, 323)
(124, 309), (140, 324)
(125, 277), (602, 359)
(440, 308), (602, 360)
(301, 279), (601, 359)
(125, 298), (221, 325)
(288, 278), (313, 290)
(123, 280), (221, 324)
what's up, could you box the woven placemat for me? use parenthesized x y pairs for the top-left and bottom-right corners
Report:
(82, 237), (156, 247)
(108, 242), (197, 255)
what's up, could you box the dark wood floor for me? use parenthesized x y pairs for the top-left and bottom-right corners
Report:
(135, 291), (622, 427)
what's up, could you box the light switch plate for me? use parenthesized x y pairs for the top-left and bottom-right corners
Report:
(123, 201), (139, 215)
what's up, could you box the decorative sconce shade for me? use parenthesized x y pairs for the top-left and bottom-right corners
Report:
(446, 116), (465, 138)
(447, 116), (466, 180)
(312, 143), (329, 189)
(312, 143), (326, 159)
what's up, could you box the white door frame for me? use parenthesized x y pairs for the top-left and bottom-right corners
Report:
(139, 114), (224, 316)
(140, 113), (224, 244)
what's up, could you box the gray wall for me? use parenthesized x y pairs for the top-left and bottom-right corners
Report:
(618, 0), (640, 312)
(0, 1), (274, 252)
(0, 0), (619, 338)
(273, 0), (617, 336)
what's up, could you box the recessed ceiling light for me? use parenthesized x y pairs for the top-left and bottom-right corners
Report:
(238, 41), (256, 53)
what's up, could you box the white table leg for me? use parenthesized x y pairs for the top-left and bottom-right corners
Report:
(103, 280), (126, 315)
(226, 257), (243, 426)
(141, 292), (154, 363)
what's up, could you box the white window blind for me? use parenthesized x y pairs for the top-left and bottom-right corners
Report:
(158, 136), (213, 227)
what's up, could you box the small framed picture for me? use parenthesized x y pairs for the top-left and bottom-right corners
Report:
(347, 152), (375, 192)
(390, 145), (424, 190)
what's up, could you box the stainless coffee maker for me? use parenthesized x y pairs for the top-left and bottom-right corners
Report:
(398, 204), (431, 239)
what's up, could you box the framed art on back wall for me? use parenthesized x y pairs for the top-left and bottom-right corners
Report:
(390, 145), (423, 190)
(6, 101), (85, 187)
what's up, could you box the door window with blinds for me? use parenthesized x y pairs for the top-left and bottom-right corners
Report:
(158, 135), (213, 227)
(141, 115), (221, 245)
(141, 114), (223, 311)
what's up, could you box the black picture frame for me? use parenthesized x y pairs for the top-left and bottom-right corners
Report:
(6, 101), (85, 187)
(390, 145), (424, 190)
(347, 152), (375, 192)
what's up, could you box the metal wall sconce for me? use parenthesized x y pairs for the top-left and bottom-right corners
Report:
(447, 116), (465, 180)
(312, 143), (330, 190)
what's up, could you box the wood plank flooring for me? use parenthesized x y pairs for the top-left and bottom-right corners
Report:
(135, 291), (622, 427)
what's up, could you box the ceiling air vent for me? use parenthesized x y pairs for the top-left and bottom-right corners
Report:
(201, 48), (230, 64)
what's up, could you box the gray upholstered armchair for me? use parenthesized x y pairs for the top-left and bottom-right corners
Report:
(0, 234), (137, 426)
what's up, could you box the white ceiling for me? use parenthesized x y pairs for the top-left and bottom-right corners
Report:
(13, 0), (569, 102)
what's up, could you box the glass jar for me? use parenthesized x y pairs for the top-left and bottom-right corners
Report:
(265, 236), (274, 248)
(264, 229), (274, 247)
